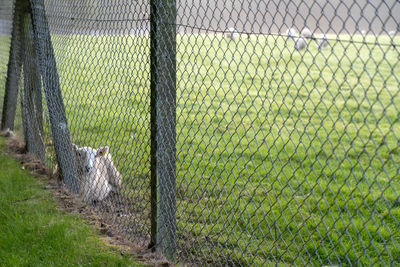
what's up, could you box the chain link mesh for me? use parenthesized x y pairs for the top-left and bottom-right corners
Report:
(1, 0), (400, 265)
(1, 0), (23, 134)
(176, 0), (400, 265)
(0, 1), (13, 114)
(40, 0), (152, 244)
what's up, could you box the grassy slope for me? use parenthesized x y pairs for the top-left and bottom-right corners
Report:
(0, 138), (144, 266)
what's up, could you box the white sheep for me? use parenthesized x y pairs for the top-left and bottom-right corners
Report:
(285, 27), (297, 40)
(102, 149), (122, 189)
(225, 27), (239, 41)
(294, 36), (307, 51)
(72, 144), (122, 203)
(301, 27), (315, 40)
(389, 31), (396, 37)
(317, 34), (330, 51)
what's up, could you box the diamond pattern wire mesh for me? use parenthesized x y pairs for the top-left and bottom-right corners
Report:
(41, 0), (152, 244)
(0, 0), (13, 114)
(1, 0), (23, 134)
(1, 0), (400, 265)
(175, 0), (400, 265)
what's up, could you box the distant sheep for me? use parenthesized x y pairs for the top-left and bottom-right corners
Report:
(294, 36), (307, 51)
(285, 27), (297, 40)
(389, 30), (396, 37)
(317, 34), (330, 51)
(72, 144), (122, 203)
(301, 27), (315, 40)
(225, 27), (239, 41)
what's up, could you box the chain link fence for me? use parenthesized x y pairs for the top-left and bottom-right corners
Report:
(44, 0), (153, 244)
(1, 0), (400, 265)
(0, 1), (13, 92)
(0, 0), (18, 132)
(176, 0), (400, 265)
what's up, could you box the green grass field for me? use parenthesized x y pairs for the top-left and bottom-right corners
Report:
(0, 137), (145, 266)
(1, 33), (400, 265)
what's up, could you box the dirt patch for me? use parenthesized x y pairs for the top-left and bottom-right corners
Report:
(3, 135), (172, 267)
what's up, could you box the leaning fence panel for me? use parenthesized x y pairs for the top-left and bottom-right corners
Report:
(42, 0), (152, 244)
(0, 0), (13, 115)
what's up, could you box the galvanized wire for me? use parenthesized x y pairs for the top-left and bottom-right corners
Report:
(39, 0), (152, 244)
(0, 0), (13, 114)
(1, 0), (23, 134)
(175, 0), (400, 265)
(1, 0), (399, 265)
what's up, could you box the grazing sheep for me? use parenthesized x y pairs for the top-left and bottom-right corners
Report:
(72, 144), (122, 203)
(317, 34), (330, 50)
(294, 36), (307, 51)
(301, 27), (315, 40)
(225, 27), (239, 41)
(285, 27), (297, 40)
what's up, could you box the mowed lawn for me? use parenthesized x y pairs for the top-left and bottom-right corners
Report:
(1, 33), (400, 265)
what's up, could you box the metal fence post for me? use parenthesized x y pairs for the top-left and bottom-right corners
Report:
(21, 2), (44, 161)
(150, 0), (177, 261)
(1, 0), (24, 131)
(29, 0), (79, 193)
